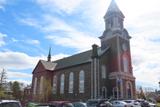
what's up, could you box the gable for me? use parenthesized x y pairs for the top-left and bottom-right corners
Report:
(32, 60), (46, 74)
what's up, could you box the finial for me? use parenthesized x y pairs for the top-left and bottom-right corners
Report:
(47, 47), (51, 62)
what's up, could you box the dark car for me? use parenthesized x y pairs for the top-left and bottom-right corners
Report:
(0, 100), (22, 107)
(72, 102), (87, 107)
(86, 99), (112, 107)
(49, 101), (74, 107)
(136, 99), (150, 107)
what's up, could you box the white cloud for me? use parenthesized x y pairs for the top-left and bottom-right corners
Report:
(0, 52), (68, 84)
(26, 39), (40, 45)
(7, 71), (32, 79)
(0, 32), (7, 47)
(43, 15), (100, 51)
(0, 51), (69, 70)
(0, 51), (41, 70)
(36, 0), (83, 14)
(19, 17), (40, 28)
(0, 0), (7, 10)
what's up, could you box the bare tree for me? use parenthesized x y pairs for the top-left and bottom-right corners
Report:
(0, 68), (7, 98)
(0, 68), (7, 89)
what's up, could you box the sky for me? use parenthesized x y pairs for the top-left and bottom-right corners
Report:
(0, 0), (160, 90)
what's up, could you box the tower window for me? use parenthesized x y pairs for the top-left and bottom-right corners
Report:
(123, 55), (129, 72)
(101, 65), (106, 79)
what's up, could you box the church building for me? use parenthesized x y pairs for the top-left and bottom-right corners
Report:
(31, 0), (136, 102)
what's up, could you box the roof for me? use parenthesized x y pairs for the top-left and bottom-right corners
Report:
(39, 47), (109, 71)
(40, 60), (57, 70)
(104, 0), (124, 19)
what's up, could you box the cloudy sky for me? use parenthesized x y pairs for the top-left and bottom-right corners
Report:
(0, 0), (160, 89)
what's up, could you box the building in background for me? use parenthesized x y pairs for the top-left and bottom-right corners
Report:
(31, 0), (136, 102)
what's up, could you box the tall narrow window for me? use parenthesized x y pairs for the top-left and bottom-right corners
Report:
(33, 77), (37, 95)
(79, 70), (84, 93)
(69, 72), (74, 93)
(101, 65), (106, 79)
(101, 87), (107, 98)
(123, 56), (129, 72)
(53, 75), (57, 94)
(127, 82), (132, 98)
(39, 76), (44, 94)
(60, 74), (64, 94)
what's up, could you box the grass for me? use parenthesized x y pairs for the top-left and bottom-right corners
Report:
(157, 103), (160, 107)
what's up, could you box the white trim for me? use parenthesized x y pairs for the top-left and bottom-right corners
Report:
(101, 32), (129, 42)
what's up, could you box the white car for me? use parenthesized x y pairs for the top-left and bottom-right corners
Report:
(148, 102), (156, 107)
(123, 100), (141, 107)
(0, 100), (22, 107)
(111, 100), (129, 107)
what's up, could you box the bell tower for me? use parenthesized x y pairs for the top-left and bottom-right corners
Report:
(100, 0), (135, 99)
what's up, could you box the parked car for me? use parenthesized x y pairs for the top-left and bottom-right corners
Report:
(136, 99), (150, 107)
(86, 99), (112, 107)
(26, 102), (39, 107)
(123, 100), (141, 107)
(111, 100), (129, 107)
(37, 103), (56, 107)
(148, 102), (156, 107)
(72, 102), (87, 107)
(0, 100), (22, 107)
(49, 101), (74, 107)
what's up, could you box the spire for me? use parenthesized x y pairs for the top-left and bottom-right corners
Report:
(47, 47), (51, 62)
(104, 0), (124, 20)
(103, 0), (124, 31)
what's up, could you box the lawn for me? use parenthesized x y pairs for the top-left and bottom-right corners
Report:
(157, 103), (160, 107)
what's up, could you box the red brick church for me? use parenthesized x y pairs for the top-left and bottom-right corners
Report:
(31, 0), (136, 102)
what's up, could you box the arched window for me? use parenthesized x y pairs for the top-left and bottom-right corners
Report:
(123, 55), (129, 72)
(126, 82), (132, 98)
(79, 70), (84, 93)
(60, 74), (64, 94)
(53, 75), (57, 94)
(69, 72), (74, 93)
(112, 87), (117, 99)
(101, 65), (106, 79)
(101, 86), (107, 98)
(33, 77), (37, 95)
(39, 76), (44, 94)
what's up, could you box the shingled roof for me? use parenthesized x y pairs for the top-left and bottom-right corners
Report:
(39, 47), (109, 71)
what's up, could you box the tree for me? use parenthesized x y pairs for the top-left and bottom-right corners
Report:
(39, 77), (52, 102)
(139, 87), (146, 99)
(0, 69), (7, 89)
(11, 81), (22, 100)
(0, 68), (7, 99)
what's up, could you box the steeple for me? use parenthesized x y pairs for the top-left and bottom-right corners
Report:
(47, 47), (51, 62)
(104, 0), (124, 31)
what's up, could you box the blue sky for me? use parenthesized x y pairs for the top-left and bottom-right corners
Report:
(0, 0), (160, 90)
